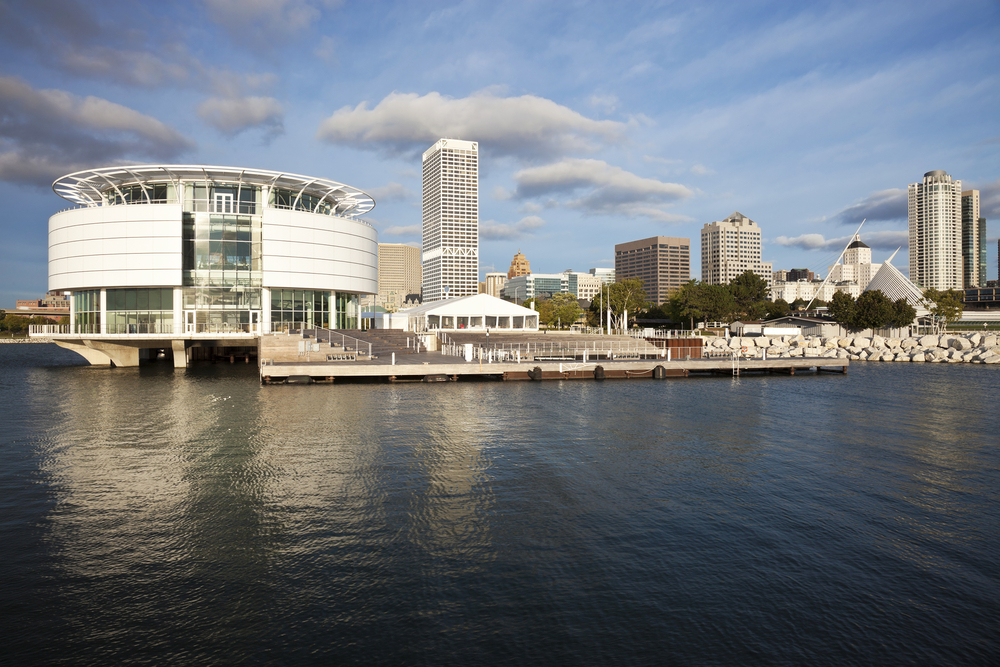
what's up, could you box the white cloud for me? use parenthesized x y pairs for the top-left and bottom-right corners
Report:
(511, 158), (692, 221)
(690, 164), (714, 175)
(197, 96), (284, 137)
(775, 230), (908, 251)
(316, 90), (626, 160)
(481, 216), (546, 241)
(367, 182), (414, 202)
(0, 75), (194, 186)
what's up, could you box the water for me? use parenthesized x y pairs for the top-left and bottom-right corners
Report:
(1, 344), (998, 666)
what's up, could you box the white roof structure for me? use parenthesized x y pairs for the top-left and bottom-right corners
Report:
(396, 293), (539, 331)
(52, 165), (375, 218)
(864, 252), (929, 315)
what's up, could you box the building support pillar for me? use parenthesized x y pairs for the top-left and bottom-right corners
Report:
(171, 340), (189, 368)
(84, 340), (140, 367)
(54, 340), (112, 366)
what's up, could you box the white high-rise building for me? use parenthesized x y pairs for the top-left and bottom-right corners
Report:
(700, 212), (772, 285)
(908, 170), (963, 290)
(421, 139), (479, 301)
(828, 235), (880, 290)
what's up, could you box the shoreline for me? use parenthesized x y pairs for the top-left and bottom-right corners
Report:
(705, 331), (1000, 364)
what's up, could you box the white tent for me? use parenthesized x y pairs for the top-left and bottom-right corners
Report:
(385, 294), (539, 332)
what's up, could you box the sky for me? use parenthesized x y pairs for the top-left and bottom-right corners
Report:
(1, 0), (999, 306)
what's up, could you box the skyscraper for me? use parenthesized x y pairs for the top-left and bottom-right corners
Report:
(377, 243), (422, 309)
(507, 250), (531, 279)
(421, 139), (478, 301)
(614, 236), (690, 305)
(961, 189), (986, 288)
(908, 170), (963, 290)
(700, 212), (772, 286)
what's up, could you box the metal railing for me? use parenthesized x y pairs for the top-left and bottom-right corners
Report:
(307, 327), (372, 358)
(437, 336), (669, 362)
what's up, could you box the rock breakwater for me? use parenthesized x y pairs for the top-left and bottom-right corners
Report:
(704, 332), (1000, 364)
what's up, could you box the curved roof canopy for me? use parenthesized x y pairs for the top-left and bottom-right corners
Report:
(52, 165), (375, 218)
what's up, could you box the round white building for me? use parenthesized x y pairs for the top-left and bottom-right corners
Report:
(42, 165), (378, 366)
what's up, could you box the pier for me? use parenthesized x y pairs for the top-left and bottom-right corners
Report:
(258, 330), (848, 384)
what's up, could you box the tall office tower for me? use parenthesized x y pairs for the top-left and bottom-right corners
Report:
(908, 170), (963, 290)
(377, 243), (422, 309)
(421, 139), (479, 301)
(614, 236), (691, 305)
(507, 250), (531, 278)
(961, 189), (986, 288)
(700, 212), (772, 286)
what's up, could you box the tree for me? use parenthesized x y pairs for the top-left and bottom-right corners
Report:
(850, 290), (896, 332)
(604, 278), (648, 330)
(549, 293), (582, 329)
(888, 298), (917, 329)
(523, 297), (554, 327)
(667, 280), (705, 329)
(828, 291), (856, 329)
(728, 270), (771, 319)
(765, 299), (791, 320)
(700, 284), (736, 323)
(922, 288), (964, 332)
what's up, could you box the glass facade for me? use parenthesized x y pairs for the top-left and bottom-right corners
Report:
(73, 290), (100, 333)
(270, 289), (332, 331)
(106, 288), (174, 334)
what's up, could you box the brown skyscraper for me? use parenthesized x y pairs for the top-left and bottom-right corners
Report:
(614, 236), (690, 305)
(507, 250), (530, 279)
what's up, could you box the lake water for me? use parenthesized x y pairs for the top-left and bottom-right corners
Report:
(1, 344), (998, 666)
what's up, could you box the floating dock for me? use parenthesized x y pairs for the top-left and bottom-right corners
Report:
(258, 330), (848, 384)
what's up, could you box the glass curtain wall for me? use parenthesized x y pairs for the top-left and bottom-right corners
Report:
(182, 185), (263, 333)
(336, 293), (359, 329)
(106, 288), (174, 334)
(73, 290), (100, 334)
(270, 290), (331, 331)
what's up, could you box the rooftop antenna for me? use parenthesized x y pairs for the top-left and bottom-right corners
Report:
(805, 218), (865, 311)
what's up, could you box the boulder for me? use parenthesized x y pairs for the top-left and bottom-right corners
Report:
(854, 337), (871, 348)
(881, 352), (895, 362)
(918, 335), (939, 348)
(871, 335), (885, 348)
(985, 355), (1000, 364)
(900, 338), (917, 350)
(950, 337), (973, 351)
(984, 335), (998, 348)
(910, 352), (925, 362)
(885, 337), (900, 349)
(838, 337), (853, 348)
(969, 333), (982, 347)
(755, 337), (771, 348)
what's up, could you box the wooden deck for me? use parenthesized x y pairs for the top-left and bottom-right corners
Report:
(259, 331), (848, 384)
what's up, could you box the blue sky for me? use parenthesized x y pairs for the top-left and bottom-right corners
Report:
(1, 0), (999, 306)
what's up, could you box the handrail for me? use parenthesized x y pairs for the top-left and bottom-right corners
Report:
(308, 327), (372, 358)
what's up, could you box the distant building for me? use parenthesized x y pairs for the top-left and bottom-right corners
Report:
(377, 243), (421, 310)
(908, 170), (963, 290)
(563, 270), (602, 300)
(701, 212), (772, 286)
(961, 190), (986, 288)
(589, 268), (615, 285)
(787, 268), (815, 282)
(422, 138), (479, 301)
(507, 250), (531, 279)
(483, 272), (507, 298)
(827, 235), (880, 290)
(773, 269), (789, 283)
(614, 236), (690, 305)
(502, 273), (567, 303)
